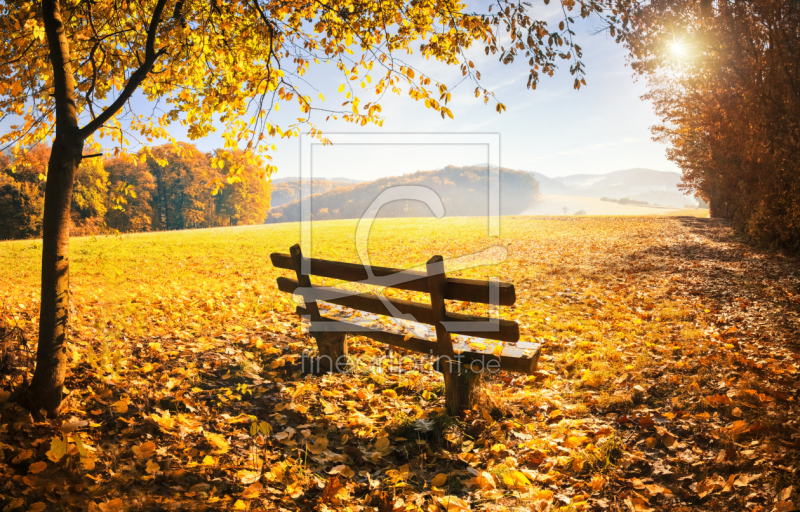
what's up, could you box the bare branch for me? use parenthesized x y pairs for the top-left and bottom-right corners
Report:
(79, 0), (169, 138)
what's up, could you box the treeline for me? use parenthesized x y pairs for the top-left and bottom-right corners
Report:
(629, 1), (800, 251)
(266, 165), (539, 223)
(0, 143), (270, 240)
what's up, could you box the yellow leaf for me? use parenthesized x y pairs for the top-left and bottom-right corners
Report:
(501, 470), (531, 489)
(437, 496), (469, 511)
(5, 498), (24, 511)
(233, 500), (246, 510)
(338, 84), (345, 92)
(431, 473), (447, 487)
(202, 455), (215, 466)
(204, 432), (230, 453)
(490, 443), (507, 454)
(152, 411), (174, 430)
(47, 434), (68, 462)
(28, 461), (47, 474)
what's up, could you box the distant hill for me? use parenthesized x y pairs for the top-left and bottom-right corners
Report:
(533, 168), (697, 208)
(271, 176), (364, 184)
(270, 180), (354, 209)
(265, 165), (539, 223)
(530, 172), (576, 195)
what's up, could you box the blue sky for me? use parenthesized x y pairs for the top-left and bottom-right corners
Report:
(13, 2), (676, 182)
(164, 5), (678, 181)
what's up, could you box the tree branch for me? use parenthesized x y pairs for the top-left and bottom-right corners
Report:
(41, 0), (80, 134)
(79, 0), (169, 138)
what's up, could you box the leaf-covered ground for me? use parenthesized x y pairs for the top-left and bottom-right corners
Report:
(1, 216), (799, 512)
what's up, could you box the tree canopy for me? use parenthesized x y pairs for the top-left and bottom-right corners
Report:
(2, 0), (625, 168)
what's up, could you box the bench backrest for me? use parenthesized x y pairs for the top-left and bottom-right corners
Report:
(271, 244), (540, 374)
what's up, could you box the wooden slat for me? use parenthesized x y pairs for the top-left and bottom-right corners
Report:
(452, 341), (542, 375)
(278, 277), (519, 342)
(290, 244), (320, 322)
(427, 255), (454, 357)
(298, 312), (540, 375)
(271, 252), (515, 306)
(298, 308), (435, 354)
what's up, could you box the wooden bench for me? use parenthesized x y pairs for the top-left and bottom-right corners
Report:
(270, 244), (541, 415)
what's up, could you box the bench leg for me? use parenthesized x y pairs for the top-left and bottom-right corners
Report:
(439, 358), (480, 416)
(312, 332), (348, 373)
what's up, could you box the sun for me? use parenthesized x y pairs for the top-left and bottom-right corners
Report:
(670, 41), (687, 58)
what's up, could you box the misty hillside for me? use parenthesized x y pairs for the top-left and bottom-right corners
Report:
(270, 180), (355, 209)
(534, 168), (696, 208)
(271, 176), (364, 184)
(265, 165), (539, 223)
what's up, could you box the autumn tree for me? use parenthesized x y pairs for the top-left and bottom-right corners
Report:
(144, 143), (217, 230)
(0, 184), (43, 240)
(0, 146), (47, 240)
(213, 150), (272, 226)
(623, 0), (800, 251)
(70, 158), (109, 235)
(1, 0), (628, 413)
(105, 157), (157, 233)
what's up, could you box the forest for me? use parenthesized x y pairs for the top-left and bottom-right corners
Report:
(628, 1), (800, 251)
(0, 143), (271, 240)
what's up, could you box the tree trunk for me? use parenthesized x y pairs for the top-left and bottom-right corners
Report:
(23, 0), (167, 415)
(25, 136), (83, 415)
(24, 0), (83, 416)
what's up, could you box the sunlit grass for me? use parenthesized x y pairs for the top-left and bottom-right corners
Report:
(1, 216), (710, 414)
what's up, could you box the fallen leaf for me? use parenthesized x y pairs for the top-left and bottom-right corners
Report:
(777, 486), (793, 502)
(437, 496), (469, 511)
(204, 432), (229, 453)
(28, 461), (47, 474)
(242, 481), (263, 499)
(431, 473), (447, 487)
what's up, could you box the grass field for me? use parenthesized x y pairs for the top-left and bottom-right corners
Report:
(1, 216), (798, 511)
(521, 194), (709, 217)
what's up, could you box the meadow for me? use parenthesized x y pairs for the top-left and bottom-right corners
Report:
(1, 215), (798, 511)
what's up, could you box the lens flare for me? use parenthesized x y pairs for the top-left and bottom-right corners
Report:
(670, 41), (686, 57)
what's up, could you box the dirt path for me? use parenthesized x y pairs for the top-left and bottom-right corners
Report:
(584, 218), (800, 511)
